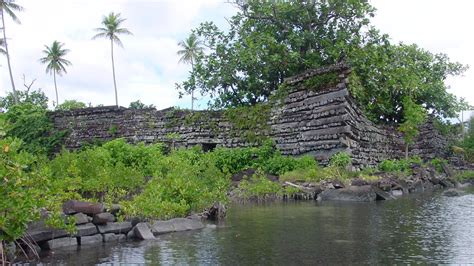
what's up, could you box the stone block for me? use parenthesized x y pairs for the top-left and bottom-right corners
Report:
(73, 212), (91, 225)
(40, 237), (77, 250)
(92, 212), (115, 225)
(133, 223), (155, 240)
(73, 223), (98, 237)
(80, 234), (103, 245)
(63, 200), (104, 215)
(97, 222), (132, 234)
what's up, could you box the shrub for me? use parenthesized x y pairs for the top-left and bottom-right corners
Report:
(329, 152), (351, 169)
(430, 158), (448, 173)
(236, 170), (283, 200)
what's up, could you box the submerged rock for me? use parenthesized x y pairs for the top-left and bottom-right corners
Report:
(151, 218), (205, 235)
(318, 186), (376, 202)
(40, 237), (77, 250)
(443, 189), (464, 197)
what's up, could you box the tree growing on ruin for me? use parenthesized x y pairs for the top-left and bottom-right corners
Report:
(39, 41), (72, 107)
(177, 33), (204, 110)
(93, 12), (132, 107)
(398, 97), (427, 159)
(0, 0), (24, 104)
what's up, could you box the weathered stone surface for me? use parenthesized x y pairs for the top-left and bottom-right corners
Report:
(63, 200), (104, 215)
(133, 223), (155, 240)
(391, 189), (404, 197)
(92, 212), (115, 225)
(202, 202), (226, 221)
(97, 222), (132, 234)
(49, 63), (449, 169)
(73, 223), (98, 237)
(26, 222), (68, 242)
(351, 178), (368, 186)
(73, 213), (91, 225)
(103, 233), (127, 243)
(318, 186), (376, 202)
(40, 237), (77, 250)
(443, 189), (464, 197)
(151, 218), (205, 235)
(80, 234), (103, 245)
(372, 186), (396, 200)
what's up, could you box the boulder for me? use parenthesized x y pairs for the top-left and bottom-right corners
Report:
(40, 237), (77, 250)
(372, 186), (396, 200)
(73, 213), (91, 225)
(103, 233), (127, 243)
(351, 178), (368, 186)
(151, 218), (205, 235)
(92, 212), (115, 225)
(63, 200), (104, 215)
(391, 189), (404, 197)
(73, 223), (98, 237)
(26, 222), (68, 242)
(318, 186), (376, 202)
(331, 180), (345, 189)
(202, 202), (227, 221)
(439, 178), (455, 188)
(97, 222), (132, 234)
(80, 234), (103, 245)
(443, 189), (464, 197)
(133, 223), (155, 240)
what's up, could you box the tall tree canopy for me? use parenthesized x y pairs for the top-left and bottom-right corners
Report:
(39, 41), (72, 106)
(178, 0), (468, 124)
(92, 12), (132, 107)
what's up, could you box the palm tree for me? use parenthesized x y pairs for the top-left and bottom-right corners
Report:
(0, 38), (6, 55)
(39, 41), (71, 107)
(0, 0), (23, 104)
(177, 33), (203, 110)
(92, 12), (132, 107)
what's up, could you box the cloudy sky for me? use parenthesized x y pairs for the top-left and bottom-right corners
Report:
(1, 0), (473, 119)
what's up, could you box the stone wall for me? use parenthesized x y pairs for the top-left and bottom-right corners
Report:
(50, 63), (448, 168)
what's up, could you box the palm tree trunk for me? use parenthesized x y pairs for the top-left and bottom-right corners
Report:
(405, 144), (409, 160)
(1, 9), (17, 104)
(111, 39), (118, 107)
(191, 59), (194, 110)
(53, 70), (59, 107)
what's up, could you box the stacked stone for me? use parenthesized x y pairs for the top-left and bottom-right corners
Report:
(26, 200), (206, 251)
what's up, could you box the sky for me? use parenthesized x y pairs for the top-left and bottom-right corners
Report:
(1, 0), (473, 119)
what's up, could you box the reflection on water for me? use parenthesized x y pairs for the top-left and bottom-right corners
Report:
(38, 190), (474, 265)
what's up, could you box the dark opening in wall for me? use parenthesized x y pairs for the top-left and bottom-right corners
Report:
(202, 143), (217, 152)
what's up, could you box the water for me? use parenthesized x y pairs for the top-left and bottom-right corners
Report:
(38, 190), (474, 265)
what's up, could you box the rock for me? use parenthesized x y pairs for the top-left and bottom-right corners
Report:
(73, 213), (91, 225)
(97, 222), (132, 234)
(62, 200), (104, 215)
(372, 186), (396, 200)
(73, 223), (98, 237)
(127, 229), (136, 239)
(441, 163), (454, 177)
(103, 233), (127, 243)
(391, 189), (404, 197)
(80, 234), (103, 245)
(410, 180), (424, 193)
(26, 222), (68, 242)
(151, 218), (205, 235)
(439, 178), (455, 188)
(443, 189), (464, 197)
(40, 237), (77, 250)
(133, 223), (155, 240)
(331, 180), (345, 189)
(203, 202), (227, 221)
(92, 212), (115, 225)
(231, 169), (256, 182)
(351, 178), (368, 186)
(318, 186), (376, 202)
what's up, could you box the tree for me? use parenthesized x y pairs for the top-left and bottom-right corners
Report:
(0, 38), (6, 55)
(398, 97), (427, 159)
(92, 12), (132, 107)
(179, 0), (374, 108)
(0, 0), (23, 104)
(56, 100), (87, 111)
(0, 76), (48, 111)
(39, 41), (71, 107)
(177, 33), (203, 110)
(129, 100), (155, 109)
(178, 0), (467, 124)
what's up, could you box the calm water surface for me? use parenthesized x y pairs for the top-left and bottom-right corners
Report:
(38, 190), (474, 265)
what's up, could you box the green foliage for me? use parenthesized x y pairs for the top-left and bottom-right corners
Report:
(378, 157), (422, 174)
(430, 158), (448, 173)
(224, 103), (271, 143)
(303, 72), (339, 91)
(453, 170), (474, 183)
(129, 100), (155, 110)
(0, 88), (48, 111)
(329, 152), (352, 169)
(56, 100), (87, 111)
(398, 97), (427, 158)
(123, 148), (229, 219)
(179, 0), (374, 108)
(2, 103), (64, 155)
(0, 138), (66, 243)
(459, 116), (474, 162)
(236, 170), (283, 200)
